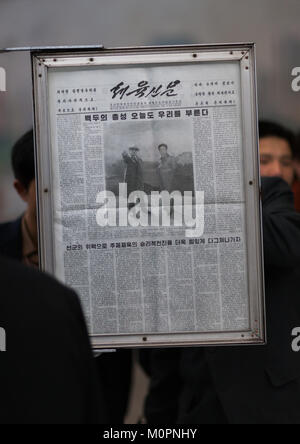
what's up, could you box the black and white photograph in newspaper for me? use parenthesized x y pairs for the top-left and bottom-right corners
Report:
(104, 119), (195, 199)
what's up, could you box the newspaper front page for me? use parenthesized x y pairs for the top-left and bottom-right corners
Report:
(48, 60), (249, 337)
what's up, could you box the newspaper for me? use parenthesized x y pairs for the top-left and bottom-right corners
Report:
(47, 60), (249, 336)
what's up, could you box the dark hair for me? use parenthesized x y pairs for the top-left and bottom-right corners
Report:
(158, 144), (168, 151)
(11, 129), (35, 189)
(259, 121), (296, 158)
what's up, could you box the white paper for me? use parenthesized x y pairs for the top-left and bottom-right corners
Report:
(47, 60), (250, 336)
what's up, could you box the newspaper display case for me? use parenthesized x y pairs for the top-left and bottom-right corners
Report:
(32, 43), (266, 349)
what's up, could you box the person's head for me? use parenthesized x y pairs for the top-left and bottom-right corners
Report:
(259, 121), (296, 186)
(294, 133), (300, 180)
(11, 129), (36, 219)
(129, 146), (139, 157)
(158, 144), (168, 158)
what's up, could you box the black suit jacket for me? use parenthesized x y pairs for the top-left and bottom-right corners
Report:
(0, 255), (106, 424)
(0, 217), (22, 261)
(145, 178), (300, 424)
(0, 216), (132, 423)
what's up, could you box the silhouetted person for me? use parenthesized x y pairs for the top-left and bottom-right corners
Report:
(0, 130), (37, 265)
(144, 176), (300, 424)
(0, 255), (106, 424)
(0, 130), (132, 423)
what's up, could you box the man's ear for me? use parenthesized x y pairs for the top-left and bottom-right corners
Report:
(14, 179), (29, 203)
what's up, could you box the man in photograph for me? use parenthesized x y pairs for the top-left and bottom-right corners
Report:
(157, 144), (177, 193)
(122, 146), (144, 195)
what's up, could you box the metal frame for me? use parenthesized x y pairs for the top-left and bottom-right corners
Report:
(32, 43), (266, 349)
